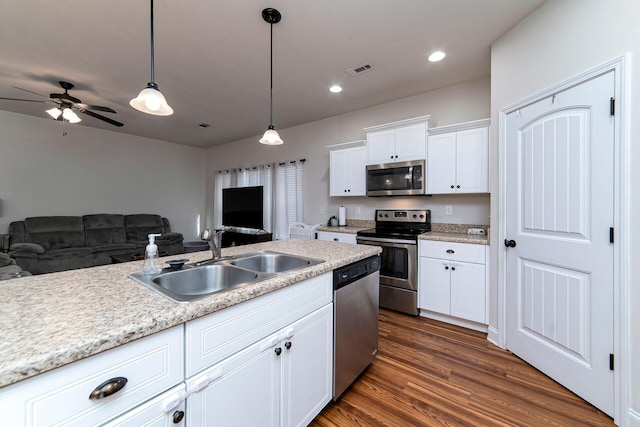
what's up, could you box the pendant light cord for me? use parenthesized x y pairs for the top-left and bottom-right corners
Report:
(150, 0), (155, 83)
(269, 21), (273, 128)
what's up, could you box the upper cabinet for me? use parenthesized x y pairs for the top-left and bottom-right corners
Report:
(329, 142), (367, 197)
(427, 119), (490, 194)
(364, 115), (430, 165)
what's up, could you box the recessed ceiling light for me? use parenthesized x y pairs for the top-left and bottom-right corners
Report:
(329, 85), (343, 93)
(428, 51), (446, 62)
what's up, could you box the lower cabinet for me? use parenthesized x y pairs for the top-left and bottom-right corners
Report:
(185, 304), (333, 427)
(102, 384), (186, 427)
(316, 231), (357, 244)
(0, 326), (184, 427)
(418, 240), (488, 328)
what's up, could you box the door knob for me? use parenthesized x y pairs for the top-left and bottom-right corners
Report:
(504, 239), (517, 248)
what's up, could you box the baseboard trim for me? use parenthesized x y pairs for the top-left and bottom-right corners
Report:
(419, 310), (488, 333)
(487, 325), (500, 348)
(628, 408), (640, 427)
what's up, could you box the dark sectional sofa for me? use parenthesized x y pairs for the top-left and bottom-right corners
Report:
(8, 214), (183, 275)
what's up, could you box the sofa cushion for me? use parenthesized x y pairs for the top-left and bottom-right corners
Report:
(83, 214), (127, 247)
(9, 243), (45, 254)
(125, 214), (165, 243)
(24, 216), (86, 250)
(9, 221), (26, 244)
(37, 247), (93, 260)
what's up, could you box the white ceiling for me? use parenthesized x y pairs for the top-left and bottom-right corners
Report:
(0, 0), (544, 148)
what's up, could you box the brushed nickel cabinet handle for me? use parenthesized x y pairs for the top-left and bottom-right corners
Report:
(89, 377), (127, 400)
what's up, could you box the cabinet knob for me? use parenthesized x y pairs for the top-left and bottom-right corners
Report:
(173, 410), (185, 424)
(450, 185), (455, 189)
(344, 189), (347, 192)
(275, 347), (282, 356)
(333, 238), (339, 241)
(446, 249), (455, 254)
(504, 239), (517, 248)
(285, 341), (292, 350)
(347, 189), (351, 192)
(89, 377), (128, 400)
(451, 266), (456, 271)
(456, 185), (460, 189)
(445, 266), (449, 270)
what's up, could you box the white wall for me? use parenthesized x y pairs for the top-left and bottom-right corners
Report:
(0, 110), (207, 240)
(205, 77), (491, 229)
(491, 0), (640, 422)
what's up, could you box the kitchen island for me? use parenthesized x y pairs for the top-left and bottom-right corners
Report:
(0, 239), (379, 388)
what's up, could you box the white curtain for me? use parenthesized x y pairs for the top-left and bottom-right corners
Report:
(214, 164), (274, 231)
(274, 160), (304, 240)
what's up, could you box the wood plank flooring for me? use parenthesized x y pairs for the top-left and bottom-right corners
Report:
(312, 309), (614, 427)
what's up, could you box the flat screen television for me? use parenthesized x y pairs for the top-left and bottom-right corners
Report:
(222, 186), (264, 230)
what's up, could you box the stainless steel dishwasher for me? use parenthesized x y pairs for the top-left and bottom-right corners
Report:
(333, 255), (380, 400)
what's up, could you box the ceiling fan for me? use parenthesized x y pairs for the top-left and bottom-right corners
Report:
(0, 81), (124, 127)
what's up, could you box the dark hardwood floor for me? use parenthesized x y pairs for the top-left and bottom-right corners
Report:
(312, 309), (614, 427)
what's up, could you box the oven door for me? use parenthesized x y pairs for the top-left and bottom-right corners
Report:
(356, 236), (417, 291)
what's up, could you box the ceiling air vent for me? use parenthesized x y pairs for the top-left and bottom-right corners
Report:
(345, 63), (374, 77)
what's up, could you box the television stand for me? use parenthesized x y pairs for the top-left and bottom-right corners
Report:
(222, 230), (273, 248)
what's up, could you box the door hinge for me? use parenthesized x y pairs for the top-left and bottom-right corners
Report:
(610, 227), (614, 243)
(609, 354), (614, 371)
(610, 97), (615, 116)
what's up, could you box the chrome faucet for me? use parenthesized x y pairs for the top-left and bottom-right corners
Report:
(200, 228), (224, 260)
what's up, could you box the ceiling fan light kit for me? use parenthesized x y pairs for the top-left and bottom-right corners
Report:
(259, 7), (283, 146)
(130, 0), (173, 116)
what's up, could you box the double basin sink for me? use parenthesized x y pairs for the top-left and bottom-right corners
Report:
(129, 251), (324, 303)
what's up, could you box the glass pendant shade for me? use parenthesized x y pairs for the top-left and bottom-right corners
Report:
(259, 126), (283, 145)
(46, 107), (62, 119)
(62, 108), (81, 123)
(130, 83), (174, 116)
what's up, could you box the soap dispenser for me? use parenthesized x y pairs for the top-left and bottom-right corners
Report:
(141, 233), (162, 275)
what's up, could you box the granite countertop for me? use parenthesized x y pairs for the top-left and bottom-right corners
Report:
(418, 231), (489, 245)
(315, 225), (370, 234)
(0, 239), (380, 389)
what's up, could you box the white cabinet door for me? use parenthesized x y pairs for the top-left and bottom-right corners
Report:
(348, 146), (367, 196)
(281, 304), (333, 427)
(186, 334), (280, 427)
(455, 127), (489, 193)
(102, 384), (186, 427)
(450, 261), (486, 323)
(316, 231), (357, 244)
(366, 129), (395, 164)
(419, 256), (451, 314)
(329, 149), (349, 196)
(394, 122), (426, 162)
(427, 125), (489, 194)
(426, 132), (456, 193)
(330, 146), (366, 196)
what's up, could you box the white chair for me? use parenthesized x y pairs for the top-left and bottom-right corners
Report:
(288, 222), (321, 239)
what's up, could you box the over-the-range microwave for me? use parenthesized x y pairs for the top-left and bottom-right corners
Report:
(366, 159), (425, 196)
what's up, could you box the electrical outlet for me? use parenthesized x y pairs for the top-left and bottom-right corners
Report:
(445, 205), (453, 216)
(467, 228), (486, 235)
(319, 206), (325, 215)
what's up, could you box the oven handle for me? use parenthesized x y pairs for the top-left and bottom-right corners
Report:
(357, 236), (416, 246)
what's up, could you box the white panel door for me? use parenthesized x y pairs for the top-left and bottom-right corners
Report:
(329, 149), (349, 196)
(348, 146), (367, 195)
(505, 71), (614, 416)
(394, 122), (426, 162)
(418, 257), (451, 313)
(366, 129), (395, 164)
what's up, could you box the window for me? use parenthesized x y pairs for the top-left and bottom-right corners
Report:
(214, 159), (303, 240)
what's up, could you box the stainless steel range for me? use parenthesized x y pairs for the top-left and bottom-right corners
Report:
(356, 209), (431, 315)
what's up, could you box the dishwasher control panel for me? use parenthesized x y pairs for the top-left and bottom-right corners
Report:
(333, 256), (380, 289)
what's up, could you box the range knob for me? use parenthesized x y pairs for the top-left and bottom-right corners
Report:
(412, 214), (417, 218)
(378, 213), (383, 218)
(384, 214), (389, 218)
(420, 214), (424, 218)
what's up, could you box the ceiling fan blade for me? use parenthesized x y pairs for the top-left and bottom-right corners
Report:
(12, 86), (48, 98)
(78, 108), (124, 127)
(0, 97), (47, 103)
(76, 103), (117, 114)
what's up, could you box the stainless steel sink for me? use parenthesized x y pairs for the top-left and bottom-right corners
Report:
(230, 251), (320, 273)
(129, 251), (323, 303)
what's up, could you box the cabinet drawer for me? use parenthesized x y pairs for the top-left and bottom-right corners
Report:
(185, 272), (332, 377)
(317, 231), (357, 244)
(0, 326), (184, 427)
(419, 240), (485, 264)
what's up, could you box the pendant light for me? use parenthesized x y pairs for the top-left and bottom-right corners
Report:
(130, 0), (173, 116)
(259, 8), (283, 145)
